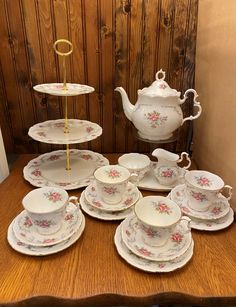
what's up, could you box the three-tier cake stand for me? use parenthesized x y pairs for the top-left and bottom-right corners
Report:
(23, 39), (108, 190)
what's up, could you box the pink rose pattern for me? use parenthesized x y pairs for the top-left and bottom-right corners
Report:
(81, 154), (92, 160)
(34, 219), (56, 228)
(160, 168), (174, 178)
(103, 186), (118, 195)
(190, 191), (208, 202)
(136, 247), (153, 257)
(86, 126), (94, 133)
(195, 175), (212, 187)
(48, 154), (60, 161)
(145, 110), (168, 128)
(106, 169), (121, 179)
(24, 216), (33, 227)
(171, 232), (183, 244)
(158, 83), (167, 89)
(211, 206), (222, 215)
(124, 197), (133, 206)
(44, 191), (63, 203)
(141, 224), (161, 238)
(31, 169), (41, 177)
(153, 201), (172, 215)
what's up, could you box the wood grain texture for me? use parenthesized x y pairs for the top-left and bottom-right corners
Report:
(0, 154), (235, 306)
(0, 0), (198, 154)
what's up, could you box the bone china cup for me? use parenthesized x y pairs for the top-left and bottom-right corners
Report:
(134, 196), (185, 247)
(93, 165), (138, 205)
(22, 187), (78, 235)
(118, 153), (150, 181)
(185, 170), (233, 212)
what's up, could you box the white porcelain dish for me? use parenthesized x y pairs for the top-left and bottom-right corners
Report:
(138, 162), (185, 192)
(121, 215), (192, 262)
(170, 184), (230, 220)
(114, 224), (194, 273)
(28, 119), (102, 145)
(33, 83), (94, 96)
(13, 205), (82, 247)
(7, 214), (85, 256)
(79, 191), (139, 221)
(23, 150), (109, 190)
(84, 182), (140, 212)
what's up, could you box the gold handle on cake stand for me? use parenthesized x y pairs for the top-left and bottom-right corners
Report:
(53, 39), (73, 171)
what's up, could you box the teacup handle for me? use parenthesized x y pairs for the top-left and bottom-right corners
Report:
(221, 185), (233, 200)
(129, 173), (139, 186)
(67, 196), (79, 212)
(177, 152), (191, 170)
(178, 216), (191, 234)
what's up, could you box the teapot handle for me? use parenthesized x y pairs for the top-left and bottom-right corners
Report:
(180, 89), (202, 125)
(177, 152), (191, 169)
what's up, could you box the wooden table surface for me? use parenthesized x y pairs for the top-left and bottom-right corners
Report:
(0, 154), (235, 307)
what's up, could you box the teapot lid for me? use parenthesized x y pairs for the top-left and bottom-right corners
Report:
(138, 69), (181, 98)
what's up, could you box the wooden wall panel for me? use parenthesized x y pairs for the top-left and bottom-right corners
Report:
(0, 0), (198, 154)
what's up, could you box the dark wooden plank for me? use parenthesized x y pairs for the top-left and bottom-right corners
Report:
(82, 0), (102, 153)
(100, 0), (115, 153)
(176, 0), (198, 152)
(68, 0), (89, 150)
(114, 0), (130, 153)
(22, 0), (51, 153)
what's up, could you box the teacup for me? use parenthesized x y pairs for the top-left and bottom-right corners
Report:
(93, 165), (138, 205)
(134, 196), (189, 247)
(22, 187), (78, 235)
(185, 170), (233, 212)
(118, 153), (150, 181)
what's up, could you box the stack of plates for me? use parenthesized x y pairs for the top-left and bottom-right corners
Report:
(80, 182), (142, 221)
(114, 214), (194, 273)
(169, 184), (234, 231)
(7, 203), (85, 256)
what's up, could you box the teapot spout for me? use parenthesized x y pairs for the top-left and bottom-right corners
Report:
(115, 87), (134, 121)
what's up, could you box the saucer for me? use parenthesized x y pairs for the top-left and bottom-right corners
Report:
(189, 208), (234, 231)
(121, 215), (192, 262)
(13, 204), (82, 246)
(114, 224), (194, 273)
(138, 162), (185, 192)
(7, 214), (85, 256)
(84, 182), (139, 212)
(80, 191), (139, 221)
(170, 184), (230, 220)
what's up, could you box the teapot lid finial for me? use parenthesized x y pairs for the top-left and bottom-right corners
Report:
(156, 69), (166, 81)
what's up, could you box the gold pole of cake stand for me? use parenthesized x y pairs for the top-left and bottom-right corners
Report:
(53, 39), (73, 171)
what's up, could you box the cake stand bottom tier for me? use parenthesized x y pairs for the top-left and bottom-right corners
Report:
(23, 149), (109, 190)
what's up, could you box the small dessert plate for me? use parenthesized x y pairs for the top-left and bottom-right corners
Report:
(114, 224), (194, 273)
(170, 184), (230, 220)
(33, 83), (94, 96)
(7, 214), (85, 256)
(28, 119), (102, 145)
(138, 162), (185, 192)
(121, 215), (192, 262)
(189, 208), (234, 231)
(84, 182), (140, 212)
(13, 205), (82, 247)
(80, 191), (140, 221)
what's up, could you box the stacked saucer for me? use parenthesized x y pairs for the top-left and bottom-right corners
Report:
(169, 170), (234, 231)
(80, 165), (142, 221)
(114, 196), (194, 273)
(7, 187), (85, 256)
(80, 182), (142, 221)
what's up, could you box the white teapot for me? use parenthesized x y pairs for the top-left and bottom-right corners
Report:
(115, 69), (202, 141)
